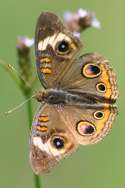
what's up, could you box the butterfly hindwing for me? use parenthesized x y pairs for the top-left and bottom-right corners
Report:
(59, 105), (117, 145)
(30, 103), (117, 174)
(30, 104), (78, 174)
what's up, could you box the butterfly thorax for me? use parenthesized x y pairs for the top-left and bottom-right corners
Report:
(34, 89), (113, 107)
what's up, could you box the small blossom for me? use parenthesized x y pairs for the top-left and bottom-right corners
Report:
(63, 9), (101, 34)
(17, 36), (34, 49)
(77, 9), (101, 28)
(77, 9), (88, 18)
(73, 32), (80, 38)
(16, 36), (34, 95)
(91, 15), (101, 28)
(63, 11), (73, 22)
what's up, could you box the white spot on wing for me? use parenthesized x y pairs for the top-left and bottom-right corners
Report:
(38, 41), (43, 51)
(47, 34), (57, 47)
(42, 36), (50, 51)
(38, 33), (71, 51)
(33, 137), (62, 159)
(52, 33), (71, 47)
(33, 137), (51, 155)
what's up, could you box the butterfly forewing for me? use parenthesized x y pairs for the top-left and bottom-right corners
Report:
(35, 12), (82, 88)
(59, 53), (118, 102)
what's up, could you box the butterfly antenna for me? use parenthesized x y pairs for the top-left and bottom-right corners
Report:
(4, 95), (35, 115)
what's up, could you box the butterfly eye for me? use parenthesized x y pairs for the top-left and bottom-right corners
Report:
(94, 111), (104, 120)
(56, 40), (70, 54)
(82, 63), (101, 78)
(48, 95), (55, 103)
(96, 82), (106, 92)
(52, 136), (65, 149)
(77, 121), (96, 136)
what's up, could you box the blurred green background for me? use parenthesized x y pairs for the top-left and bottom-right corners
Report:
(0, 0), (123, 187)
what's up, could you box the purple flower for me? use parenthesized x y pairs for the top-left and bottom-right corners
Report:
(17, 36), (34, 49)
(63, 8), (101, 35)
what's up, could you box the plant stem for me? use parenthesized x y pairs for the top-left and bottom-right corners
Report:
(26, 96), (33, 129)
(0, 60), (22, 90)
(34, 174), (41, 188)
(26, 93), (41, 188)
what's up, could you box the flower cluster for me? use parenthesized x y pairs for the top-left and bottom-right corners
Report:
(64, 8), (101, 37)
(16, 36), (35, 96)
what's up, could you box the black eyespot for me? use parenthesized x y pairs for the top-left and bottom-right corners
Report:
(82, 63), (101, 78)
(89, 65), (100, 74)
(83, 125), (95, 134)
(77, 121), (96, 136)
(94, 111), (104, 120)
(96, 83), (106, 92)
(57, 40), (69, 54)
(53, 137), (64, 149)
(98, 84), (106, 91)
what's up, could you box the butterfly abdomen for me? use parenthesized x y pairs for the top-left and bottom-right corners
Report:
(35, 89), (115, 107)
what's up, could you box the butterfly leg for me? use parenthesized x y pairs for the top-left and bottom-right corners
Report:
(33, 90), (48, 102)
(55, 104), (65, 112)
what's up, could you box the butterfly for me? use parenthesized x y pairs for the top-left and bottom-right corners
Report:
(29, 12), (118, 174)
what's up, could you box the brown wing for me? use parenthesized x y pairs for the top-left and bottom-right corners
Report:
(59, 53), (118, 101)
(35, 12), (82, 88)
(59, 104), (118, 145)
(29, 104), (78, 174)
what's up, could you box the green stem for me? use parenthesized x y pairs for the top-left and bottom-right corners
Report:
(26, 96), (33, 129)
(34, 174), (41, 188)
(0, 60), (22, 90)
(26, 93), (41, 188)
